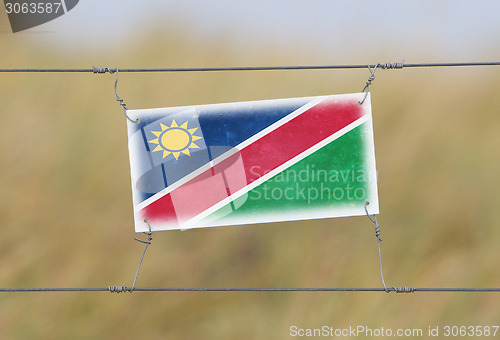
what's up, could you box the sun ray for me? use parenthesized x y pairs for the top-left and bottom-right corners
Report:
(191, 135), (202, 142)
(160, 123), (169, 131)
(149, 138), (159, 144)
(151, 130), (162, 137)
(188, 127), (198, 134)
(170, 120), (178, 128)
(172, 152), (180, 159)
(163, 150), (171, 158)
(182, 149), (191, 156)
(153, 145), (163, 152)
(189, 142), (200, 149)
(179, 121), (188, 129)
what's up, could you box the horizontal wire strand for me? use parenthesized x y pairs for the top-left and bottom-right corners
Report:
(0, 287), (499, 293)
(0, 62), (499, 73)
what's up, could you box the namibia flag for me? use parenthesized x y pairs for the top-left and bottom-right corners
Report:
(126, 93), (378, 232)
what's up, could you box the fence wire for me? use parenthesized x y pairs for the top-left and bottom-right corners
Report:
(0, 287), (499, 293)
(0, 61), (499, 73)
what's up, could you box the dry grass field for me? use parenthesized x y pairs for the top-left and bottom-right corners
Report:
(0, 16), (499, 340)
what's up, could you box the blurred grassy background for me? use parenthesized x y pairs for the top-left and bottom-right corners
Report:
(1, 10), (500, 340)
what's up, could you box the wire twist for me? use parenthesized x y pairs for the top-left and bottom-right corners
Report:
(391, 286), (415, 293)
(364, 201), (382, 241)
(108, 286), (129, 293)
(380, 61), (404, 69)
(129, 219), (154, 292)
(92, 67), (115, 74)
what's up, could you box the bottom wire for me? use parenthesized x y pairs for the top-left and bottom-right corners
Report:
(0, 287), (499, 293)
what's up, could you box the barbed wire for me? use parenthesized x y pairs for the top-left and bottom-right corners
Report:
(0, 61), (499, 73)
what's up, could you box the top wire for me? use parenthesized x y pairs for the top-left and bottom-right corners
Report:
(0, 61), (499, 73)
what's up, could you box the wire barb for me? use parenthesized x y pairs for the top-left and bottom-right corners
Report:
(380, 61), (404, 70)
(129, 219), (154, 293)
(358, 61), (404, 105)
(113, 68), (139, 123)
(108, 220), (153, 294)
(391, 286), (415, 293)
(92, 67), (115, 74)
(358, 64), (378, 105)
(364, 202), (416, 294)
(364, 201), (389, 292)
(108, 286), (129, 293)
(93, 66), (138, 123)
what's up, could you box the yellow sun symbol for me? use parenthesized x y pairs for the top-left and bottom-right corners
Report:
(148, 120), (202, 160)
